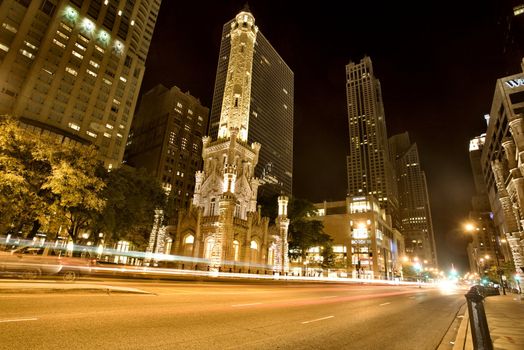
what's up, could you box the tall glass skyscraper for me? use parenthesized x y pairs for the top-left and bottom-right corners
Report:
(0, 0), (161, 168)
(346, 56), (398, 225)
(209, 14), (293, 199)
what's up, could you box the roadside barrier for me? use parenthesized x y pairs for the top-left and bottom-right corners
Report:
(465, 285), (496, 350)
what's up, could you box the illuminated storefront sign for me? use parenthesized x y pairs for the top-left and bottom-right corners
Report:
(505, 78), (524, 88)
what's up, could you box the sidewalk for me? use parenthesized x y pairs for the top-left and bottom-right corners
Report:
(453, 293), (524, 350)
(0, 280), (151, 294)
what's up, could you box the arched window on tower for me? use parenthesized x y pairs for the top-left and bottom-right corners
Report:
(209, 198), (216, 216)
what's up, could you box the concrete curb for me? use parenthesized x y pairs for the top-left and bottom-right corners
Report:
(452, 305), (472, 350)
(0, 282), (152, 295)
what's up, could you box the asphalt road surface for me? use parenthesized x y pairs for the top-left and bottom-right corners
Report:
(0, 280), (466, 349)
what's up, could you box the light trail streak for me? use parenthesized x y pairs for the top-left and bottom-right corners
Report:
(0, 317), (38, 323)
(379, 302), (391, 306)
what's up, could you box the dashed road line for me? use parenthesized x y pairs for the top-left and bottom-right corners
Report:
(232, 302), (262, 307)
(301, 316), (334, 324)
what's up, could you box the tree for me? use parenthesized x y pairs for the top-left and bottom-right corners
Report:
(321, 242), (336, 269)
(0, 116), (55, 235)
(43, 143), (106, 242)
(286, 198), (332, 265)
(91, 165), (166, 247)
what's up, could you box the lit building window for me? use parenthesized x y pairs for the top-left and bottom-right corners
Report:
(60, 23), (72, 32)
(177, 102), (183, 108)
(72, 50), (83, 59)
(106, 123), (114, 129)
(68, 122), (80, 131)
(53, 39), (66, 48)
(103, 78), (112, 85)
(103, 132), (111, 138)
(89, 60), (100, 68)
(118, 10), (122, 16)
(42, 68), (53, 75)
(95, 45), (105, 53)
(75, 42), (86, 51)
(17, 49), (34, 59)
(24, 41), (37, 50)
(65, 67), (78, 76)
(86, 69), (97, 77)
(56, 31), (69, 40)
(116, 133), (122, 138)
(0, 43), (9, 52)
(119, 76), (127, 82)
(2, 23), (17, 34)
(112, 99), (120, 105)
(86, 131), (97, 138)
(130, 20), (135, 26)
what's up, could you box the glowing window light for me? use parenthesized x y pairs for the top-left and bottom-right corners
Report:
(113, 40), (124, 54)
(72, 50), (83, 59)
(2, 22), (17, 34)
(184, 235), (194, 244)
(131, 20), (135, 26)
(75, 42), (86, 51)
(81, 18), (95, 35)
(63, 6), (78, 23)
(65, 67), (77, 76)
(119, 76), (127, 82)
(86, 69), (97, 77)
(53, 39), (66, 48)
(19, 49), (34, 59)
(250, 241), (258, 250)
(56, 30), (69, 40)
(86, 130), (97, 138)
(98, 30), (110, 45)
(0, 43), (8, 52)
(68, 122), (80, 131)
(103, 132), (111, 138)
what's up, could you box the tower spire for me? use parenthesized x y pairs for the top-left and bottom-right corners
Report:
(217, 10), (258, 142)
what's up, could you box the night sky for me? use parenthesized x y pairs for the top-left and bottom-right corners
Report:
(140, 0), (522, 272)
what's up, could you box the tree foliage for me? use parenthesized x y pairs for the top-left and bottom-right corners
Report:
(0, 116), (106, 241)
(43, 144), (106, 241)
(91, 165), (166, 247)
(285, 197), (332, 261)
(0, 116), (53, 233)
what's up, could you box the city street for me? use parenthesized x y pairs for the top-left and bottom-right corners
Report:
(0, 279), (465, 349)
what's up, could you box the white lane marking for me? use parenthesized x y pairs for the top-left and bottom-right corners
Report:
(379, 302), (391, 306)
(0, 317), (38, 323)
(232, 302), (262, 307)
(320, 296), (336, 299)
(301, 316), (334, 324)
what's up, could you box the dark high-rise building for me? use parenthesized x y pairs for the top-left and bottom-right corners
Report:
(346, 56), (398, 226)
(0, 0), (161, 168)
(208, 14), (294, 199)
(466, 134), (501, 275)
(126, 84), (209, 213)
(389, 132), (438, 268)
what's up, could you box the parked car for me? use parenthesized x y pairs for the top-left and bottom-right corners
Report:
(0, 246), (94, 281)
